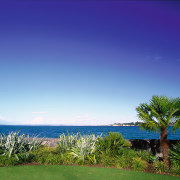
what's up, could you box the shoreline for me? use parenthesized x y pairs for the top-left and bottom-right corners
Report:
(39, 138), (180, 150)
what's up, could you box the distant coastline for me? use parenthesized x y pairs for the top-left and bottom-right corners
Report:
(110, 121), (142, 127)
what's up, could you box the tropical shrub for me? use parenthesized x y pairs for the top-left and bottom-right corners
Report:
(149, 154), (158, 163)
(116, 156), (130, 169)
(60, 153), (76, 165)
(0, 156), (19, 166)
(57, 133), (100, 165)
(131, 157), (147, 171)
(116, 148), (137, 169)
(96, 132), (130, 156)
(116, 148), (151, 170)
(169, 142), (180, 166)
(69, 134), (99, 165)
(169, 164), (180, 176)
(86, 154), (96, 165)
(153, 161), (168, 174)
(34, 147), (60, 164)
(57, 133), (79, 153)
(0, 131), (42, 161)
(135, 150), (151, 162)
(99, 152), (116, 167)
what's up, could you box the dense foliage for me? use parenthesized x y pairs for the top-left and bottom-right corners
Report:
(96, 132), (130, 156)
(0, 131), (179, 176)
(57, 133), (100, 164)
(0, 131), (42, 163)
(169, 142), (180, 165)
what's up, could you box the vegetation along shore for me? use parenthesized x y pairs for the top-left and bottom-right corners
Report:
(0, 95), (180, 178)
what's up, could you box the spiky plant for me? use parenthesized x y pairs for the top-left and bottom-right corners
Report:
(58, 132), (79, 153)
(58, 133), (100, 164)
(69, 134), (99, 164)
(0, 131), (42, 160)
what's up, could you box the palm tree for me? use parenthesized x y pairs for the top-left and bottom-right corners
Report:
(136, 96), (180, 165)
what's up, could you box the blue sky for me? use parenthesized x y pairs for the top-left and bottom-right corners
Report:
(0, 1), (180, 125)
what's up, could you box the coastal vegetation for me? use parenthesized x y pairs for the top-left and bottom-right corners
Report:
(136, 96), (180, 165)
(0, 131), (180, 176)
(0, 95), (179, 177)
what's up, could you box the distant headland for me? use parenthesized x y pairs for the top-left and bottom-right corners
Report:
(110, 121), (142, 126)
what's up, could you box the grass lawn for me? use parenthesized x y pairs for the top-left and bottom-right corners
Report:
(0, 165), (179, 180)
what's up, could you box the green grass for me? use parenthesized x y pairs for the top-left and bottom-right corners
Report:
(0, 165), (179, 180)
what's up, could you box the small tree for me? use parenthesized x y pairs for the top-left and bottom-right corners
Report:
(136, 96), (180, 165)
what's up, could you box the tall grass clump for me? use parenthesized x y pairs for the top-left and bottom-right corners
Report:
(57, 133), (100, 165)
(0, 131), (42, 163)
(58, 133), (79, 153)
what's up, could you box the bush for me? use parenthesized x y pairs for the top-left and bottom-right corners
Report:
(118, 148), (136, 168)
(0, 156), (19, 166)
(153, 161), (168, 174)
(34, 147), (61, 164)
(135, 150), (151, 162)
(116, 148), (150, 170)
(116, 156), (130, 169)
(131, 157), (147, 171)
(60, 154), (76, 165)
(96, 132), (130, 157)
(0, 131), (42, 161)
(169, 164), (180, 176)
(57, 133), (79, 153)
(69, 134), (98, 164)
(98, 152), (116, 167)
(169, 142), (180, 166)
(43, 154), (63, 165)
(57, 133), (100, 165)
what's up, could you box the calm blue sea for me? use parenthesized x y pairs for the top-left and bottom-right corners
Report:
(0, 125), (180, 140)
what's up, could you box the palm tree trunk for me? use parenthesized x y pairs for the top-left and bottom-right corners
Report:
(160, 128), (169, 166)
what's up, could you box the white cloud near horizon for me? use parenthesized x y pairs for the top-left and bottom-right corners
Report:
(0, 115), (5, 121)
(32, 112), (47, 114)
(30, 116), (44, 125)
(76, 114), (89, 119)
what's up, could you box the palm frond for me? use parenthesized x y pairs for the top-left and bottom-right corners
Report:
(136, 96), (180, 133)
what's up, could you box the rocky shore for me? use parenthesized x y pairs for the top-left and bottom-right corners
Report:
(40, 138), (59, 147)
(40, 138), (180, 155)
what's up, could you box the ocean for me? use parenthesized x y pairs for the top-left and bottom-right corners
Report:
(0, 125), (180, 139)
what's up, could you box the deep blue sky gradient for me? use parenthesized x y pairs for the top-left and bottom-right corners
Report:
(0, 1), (180, 125)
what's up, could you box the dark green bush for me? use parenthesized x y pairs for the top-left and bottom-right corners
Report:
(96, 132), (130, 156)
(0, 156), (19, 166)
(116, 148), (150, 171)
(34, 147), (77, 165)
(116, 148), (137, 168)
(98, 152), (116, 167)
(169, 164), (180, 176)
(43, 154), (63, 165)
(169, 142), (180, 166)
(60, 154), (76, 165)
(135, 150), (151, 162)
(116, 156), (130, 169)
(34, 147), (60, 164)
